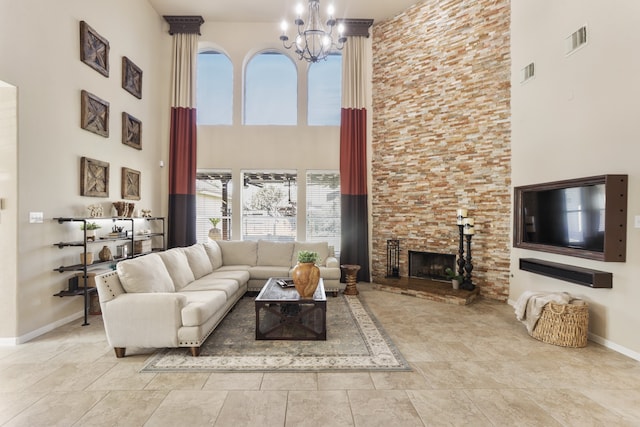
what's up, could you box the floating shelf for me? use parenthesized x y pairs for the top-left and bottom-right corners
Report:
(519, 258), (612, 288)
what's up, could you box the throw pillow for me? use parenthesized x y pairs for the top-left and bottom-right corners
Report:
(257, 240), (294, 267)
(182, 243), (213, 279)
(217, 240), (257, 266)
(116, 254), (174, 293)
(158, 249), (195, 290)
(203, 241), (223, 270)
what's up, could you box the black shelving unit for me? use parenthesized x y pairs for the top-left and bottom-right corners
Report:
(52, 216), (166, 325)
(53, 217), (135, 326)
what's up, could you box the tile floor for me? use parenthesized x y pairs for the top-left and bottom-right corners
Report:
(1, 285), (640, 426)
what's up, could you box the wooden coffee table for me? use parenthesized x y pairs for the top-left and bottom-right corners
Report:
(255, 277), (326, 340)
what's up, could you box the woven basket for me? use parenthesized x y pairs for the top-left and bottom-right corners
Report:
(531, 300), (589, 348)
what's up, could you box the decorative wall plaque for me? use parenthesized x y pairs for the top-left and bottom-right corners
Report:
(122, 112), (141, 150)
(122, 167), (141, 200)
(122, 56), (142, 99)
(81, 90), (109, 137)
(80, 21), (109, 77)
(81, 157), (109, 197)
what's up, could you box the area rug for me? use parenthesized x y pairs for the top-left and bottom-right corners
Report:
(141, 294), (410, 372)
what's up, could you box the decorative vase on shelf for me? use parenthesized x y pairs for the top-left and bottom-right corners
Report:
(80, 252), (93, 265)
(292, 251), (320, 299)
(99, 245), (112, 261)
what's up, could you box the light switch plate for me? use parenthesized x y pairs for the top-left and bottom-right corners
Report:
(635, 215), (640, 229)
(29, 212), (44, 223)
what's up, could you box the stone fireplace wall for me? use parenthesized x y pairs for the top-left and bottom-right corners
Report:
(371, 0), (511, 300)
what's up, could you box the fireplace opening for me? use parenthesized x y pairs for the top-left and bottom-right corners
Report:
(408, 250), (456, 282)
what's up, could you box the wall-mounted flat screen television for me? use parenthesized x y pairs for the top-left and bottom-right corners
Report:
(513, 175), (627, 262)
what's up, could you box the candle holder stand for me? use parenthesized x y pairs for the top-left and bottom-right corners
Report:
(457, 225), (465, 278)
(461, 234), (475, 291)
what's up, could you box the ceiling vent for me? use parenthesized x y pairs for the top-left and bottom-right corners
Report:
(521, 62), (535, 83)
(566, 26), (587, 55)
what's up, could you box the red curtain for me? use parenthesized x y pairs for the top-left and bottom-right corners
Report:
(340, 107), (370, 282)
(168, 107), (197, 247)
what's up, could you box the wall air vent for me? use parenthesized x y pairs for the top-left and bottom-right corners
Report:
(521, 62), (535, 83)
(566, 25), (587, 55)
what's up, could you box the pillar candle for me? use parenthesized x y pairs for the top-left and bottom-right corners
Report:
(456, 208), (467, 225)
(463, 217), (475, 235)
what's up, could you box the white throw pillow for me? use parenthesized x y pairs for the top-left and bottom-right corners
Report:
(116, 254), (175, 293)
(217, 240), (257, 266)
(203, 241), (223, 270)
(291, 242), (330, 267)
(182, 244), (213, 279)
(158, 249), (195, 290)
(257, 240), (294, 267)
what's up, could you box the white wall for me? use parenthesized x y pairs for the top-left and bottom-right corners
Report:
(0, 0), (170, 340)
(196, 22), (341, 240)
(0, 83), (18, 340)
(511, 1), (640, 357)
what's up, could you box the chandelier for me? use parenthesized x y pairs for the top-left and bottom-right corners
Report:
(279, 0), (347, 63)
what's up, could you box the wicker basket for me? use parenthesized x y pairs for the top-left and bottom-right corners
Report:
(531, 300), (589, 347)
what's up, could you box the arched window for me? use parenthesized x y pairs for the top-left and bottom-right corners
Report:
(196, 50), (233, 125)
(244, 52), (297, 125)
(308, 54), (342, 126)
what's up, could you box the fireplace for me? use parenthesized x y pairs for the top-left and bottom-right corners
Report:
(408, 251), (456, 282)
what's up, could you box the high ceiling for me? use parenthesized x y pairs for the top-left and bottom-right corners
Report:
(147, 0), (421, 24)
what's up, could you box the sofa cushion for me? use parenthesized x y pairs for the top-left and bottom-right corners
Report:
(203, 241), (223, 270)
(291, 242), (330, 267)
(181, 277), (240, 298)
(116, 254), (175, 293)
(180, 290), (228, 327)
(182, 244), (213, 279)
(257, 240), (294, 267)
(206, 269), (251, 285)
(158, 249), (195, 290)
(217, 240), (257, 266)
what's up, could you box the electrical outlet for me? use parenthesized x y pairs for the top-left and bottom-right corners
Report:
(29, 212), (44, 223)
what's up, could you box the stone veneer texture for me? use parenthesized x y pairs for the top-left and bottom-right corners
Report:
(371, 0), (511, 300)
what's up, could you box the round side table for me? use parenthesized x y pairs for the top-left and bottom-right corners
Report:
(341, 264), (361, 296)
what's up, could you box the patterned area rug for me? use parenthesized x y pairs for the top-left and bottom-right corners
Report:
(141, 294), (410, 372)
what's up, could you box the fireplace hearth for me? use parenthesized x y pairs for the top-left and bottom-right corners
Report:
(409, 250), (456, 282)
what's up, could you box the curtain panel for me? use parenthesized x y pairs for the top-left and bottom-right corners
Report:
(340, 36), (370, 282)
(168, 33), (198, 248)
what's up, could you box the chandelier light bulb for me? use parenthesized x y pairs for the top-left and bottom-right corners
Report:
(337, 23), (345, 34)
(295, 3), (304, 16)
(327, 4), (335, 16)
(280, 20), (288, 33)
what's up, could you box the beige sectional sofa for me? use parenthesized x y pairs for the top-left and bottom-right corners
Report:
(95, 240), (340, 357)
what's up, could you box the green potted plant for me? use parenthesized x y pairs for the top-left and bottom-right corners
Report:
(80, 222), (101, 241)
(292, 250), (320, 298)
(208, 218), (222, 240)
(297, 250), (319, 264)
(445, 267), (464, 290)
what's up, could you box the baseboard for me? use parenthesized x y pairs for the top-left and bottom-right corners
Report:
(587, 332), (640, 362)
(507, 299), (640, 362)
(0, 310), (84, 346)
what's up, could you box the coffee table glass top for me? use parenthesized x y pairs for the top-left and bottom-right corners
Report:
(256, 277), (326, 302)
